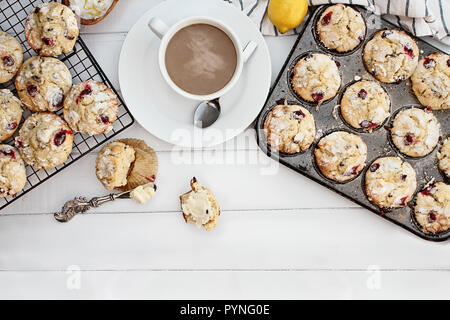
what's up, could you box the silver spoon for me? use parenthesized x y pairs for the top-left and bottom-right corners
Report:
(194, 98), (221, 128)
(193, 41), (258, 129)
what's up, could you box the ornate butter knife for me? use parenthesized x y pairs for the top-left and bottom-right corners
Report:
(54, 190), (132, 223)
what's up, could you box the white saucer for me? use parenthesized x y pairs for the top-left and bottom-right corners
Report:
(118, 0), (271, 148)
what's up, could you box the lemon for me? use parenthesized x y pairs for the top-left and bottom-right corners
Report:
(268, 0), (308, 34)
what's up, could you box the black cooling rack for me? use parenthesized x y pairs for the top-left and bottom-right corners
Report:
(0, 0), (134, 210)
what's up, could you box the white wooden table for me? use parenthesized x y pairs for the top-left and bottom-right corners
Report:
(1, 0), (449, 300)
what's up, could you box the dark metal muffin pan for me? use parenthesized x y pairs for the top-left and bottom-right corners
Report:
(255, 5), (449, 241)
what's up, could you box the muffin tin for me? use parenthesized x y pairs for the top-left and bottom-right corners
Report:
(0, 0), (134, 211)
(255, 5), (449, 241)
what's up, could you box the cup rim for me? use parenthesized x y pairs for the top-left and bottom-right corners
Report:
(158, 16), (244, 101)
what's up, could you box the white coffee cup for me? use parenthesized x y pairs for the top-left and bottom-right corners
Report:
(148, 16), (257, 101)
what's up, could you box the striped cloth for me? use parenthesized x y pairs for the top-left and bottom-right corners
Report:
(226, 0), (450, 45)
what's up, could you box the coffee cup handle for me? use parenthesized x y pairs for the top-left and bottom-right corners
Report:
(242, 41), (258, 64)
(148, 17), (169, 39)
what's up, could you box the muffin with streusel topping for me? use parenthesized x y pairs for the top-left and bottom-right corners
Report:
(15, 112), (73, 170)
(390, 107), (440, 158)
(363, 29), (419, 83)
(316, 4), (366, 53)
(314, 131), (367, 182)
(411, 52), (449, 110)
(15, 56), (72, 112)
(340, 80), (390, 131)
(25, 2), (79, 57)
(0, 31), (23, 83)
(0, 144), (26, 197)
(64, 80), (118, 135)
(291, 53), (341, 105)
(365, 156), (417, 209)
(414, 182), (450, 234)
(0, 89), (23, 141)
(264, 104), (316, 154)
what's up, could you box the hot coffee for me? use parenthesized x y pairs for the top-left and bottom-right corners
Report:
(165, 23), (238, 96)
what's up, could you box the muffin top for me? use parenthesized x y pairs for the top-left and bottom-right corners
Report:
(0, 31), (23, 84)
(0, 89), (23, 142)
(365, 157), (417, 209)
(411, 52), (450, 110)
(291, 53), (341, 104)
(390, 107), (440, 157)
(15, 56), (72, 112)
(314, 131), (367, 182)
(340, 80), (390, 131)
(316, 4), (366, 53)
(25, 1), (79, 57)
(15, 112), (74, 170)
(414, 182), (450, 234)
(264, 104), (316, 154)
(63, 80), (118, 135)
(363, 29), (419, 83)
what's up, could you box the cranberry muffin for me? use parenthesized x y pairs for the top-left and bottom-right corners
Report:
(0, 31), (23, 83)
(291, 53), (341, 105)
(264, 104), (316, 154)
(411, 52), (449, 110)
(390, 107), (440, 157)
(316, 4), (366, 53)
(414, 182), (450, 234)
(25, 2), (79, 57)
(314, 131), (367, 182)
(96, 141), (135, 190)
(0, 89), (23, 141)
(340, 80), (390, 131)
(365, 157), (417, 209)
(15, 56), (72, 112)
(15, 112), (73, 170)
(180, 177), (220, 231)
(363, 29), (419, 83)
(0, 144), (26, 197)
(64, 80), (119, 135)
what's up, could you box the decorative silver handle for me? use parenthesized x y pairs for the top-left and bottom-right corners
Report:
(54, 190), (131, 223)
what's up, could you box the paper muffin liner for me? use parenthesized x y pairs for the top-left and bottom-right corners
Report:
(116, 138), (158, 191)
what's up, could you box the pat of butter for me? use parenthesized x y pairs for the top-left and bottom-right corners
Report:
(182, 190), (212, 227)
(130, 183), (156, 204)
